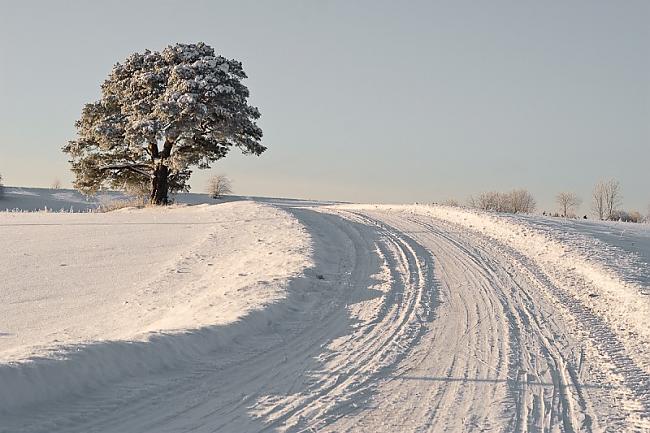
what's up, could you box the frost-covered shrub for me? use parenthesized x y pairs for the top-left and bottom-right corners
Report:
(97, 198), (148, 212)
(612, 210), (643, 223)
(468, 189), (536, 214)
(468, 191), (505, 212)
(124, 179), (151, 205)
(442, 198), (460, 207)
(207, 174), (232, 198)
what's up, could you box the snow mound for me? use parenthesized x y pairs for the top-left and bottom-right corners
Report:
(0, 201), (311, 413)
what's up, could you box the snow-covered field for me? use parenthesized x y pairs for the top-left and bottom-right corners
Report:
(1, 190), (649, 432)
(0, 187), (123, 212)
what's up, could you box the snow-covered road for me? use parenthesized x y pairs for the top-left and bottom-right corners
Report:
(1, 201), (649, 432)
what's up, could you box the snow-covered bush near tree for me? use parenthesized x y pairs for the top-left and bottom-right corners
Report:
(207, 174), (232, 198)
(468, 188), (536, 213)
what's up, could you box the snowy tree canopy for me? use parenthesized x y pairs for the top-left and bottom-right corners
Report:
(63, 42), (265, 204)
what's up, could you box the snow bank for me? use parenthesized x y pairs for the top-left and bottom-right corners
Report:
(512, 214), (650, 287)
(0, 201), (311, 413)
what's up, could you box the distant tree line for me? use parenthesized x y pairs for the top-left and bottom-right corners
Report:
(564, 178), (644, 223)
(449, 179), (648, 223)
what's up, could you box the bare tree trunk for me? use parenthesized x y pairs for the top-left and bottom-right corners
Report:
(150, 164), (170, 205)
(592, 182), (606, 220)
(604, 179), (621, 220)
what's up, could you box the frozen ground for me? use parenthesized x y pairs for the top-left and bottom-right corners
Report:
(1, 190), (649, 432)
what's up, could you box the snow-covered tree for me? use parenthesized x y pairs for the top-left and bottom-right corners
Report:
(555, 191), (581, 217)
(603, 179), (622, 220)
(592, 181), (606, 220)
(207, 174), (232, 198)
(592, 179), (621, 220)
(0, 173), (4, 199)
(63, 42), (265, 205)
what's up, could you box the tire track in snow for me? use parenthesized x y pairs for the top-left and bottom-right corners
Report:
(325, 210), (598, 432)
(413, 211), (650, 430)
(418, 217), (588, 433)
(253, 210), (437, 431)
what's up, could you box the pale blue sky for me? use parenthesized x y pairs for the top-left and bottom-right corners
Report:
(1, 0), (648, 212)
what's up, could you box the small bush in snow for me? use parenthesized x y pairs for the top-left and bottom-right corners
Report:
(207, 175), (232, 199)
(124, 179), (151, 206)
(97, 198), (149, 213)
(611, 210), (643, 223)
(468, 189), (536, 214)
(442, 198), (460, 207)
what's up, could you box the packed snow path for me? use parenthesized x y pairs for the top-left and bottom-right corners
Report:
(1, 202), (649, 432)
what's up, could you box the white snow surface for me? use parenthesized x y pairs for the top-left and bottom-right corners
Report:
(0, 201), (311, 415)
(1, 194), (650, 432)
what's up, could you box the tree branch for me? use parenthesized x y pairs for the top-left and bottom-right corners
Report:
(100, 164), (152, 178)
